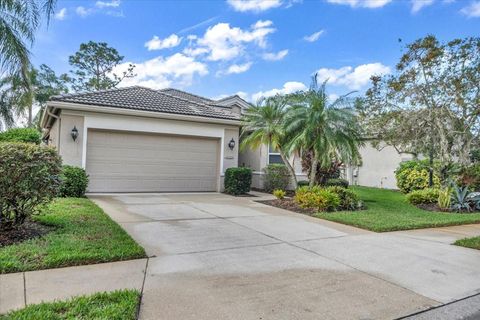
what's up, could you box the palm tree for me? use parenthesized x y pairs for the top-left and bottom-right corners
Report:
(240, 95), (298, 187)
(0, 64), (67, 128)
(0, 0), (56, 75)
(286, 75), (363, 187)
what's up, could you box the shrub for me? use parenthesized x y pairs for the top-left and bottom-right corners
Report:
(0, 127), (41, 144)
(458, 164), (480, 191)
(451, 185), (480, 213)
(297, 180), (309, 187)
(325, 186), (360, 210)
(0, 143), (62, 230)
(325, 178), (349, 188)
(224, 167), (252, 195)
(396, 160), (441, 193)
(437, 188), (452, 211)
(294, 186), (340, 212)
(263, 164), (291, 192)
(406, 188), (440, 205)
(273, 189), (286, 200)
(59, 166), (89, 197)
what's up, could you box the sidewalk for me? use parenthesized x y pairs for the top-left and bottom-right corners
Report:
(0, 258), (147, 315)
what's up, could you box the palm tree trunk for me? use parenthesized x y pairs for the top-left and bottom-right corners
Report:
(279, 151), (297, 189)
(309, 153), (319, 188)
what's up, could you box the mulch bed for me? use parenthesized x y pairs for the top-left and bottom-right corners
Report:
(257, 198), (317, 215)
(0, 220), (52, 247)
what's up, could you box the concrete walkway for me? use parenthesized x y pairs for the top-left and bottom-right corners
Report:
(2, 192), (480, 319)
(0, 259), (147, 315)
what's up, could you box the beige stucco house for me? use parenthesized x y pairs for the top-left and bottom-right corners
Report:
(42, 86), (410, 193)
(42, 87), (249, 193)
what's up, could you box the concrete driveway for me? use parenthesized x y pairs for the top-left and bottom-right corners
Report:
(90, 192), (480, 320)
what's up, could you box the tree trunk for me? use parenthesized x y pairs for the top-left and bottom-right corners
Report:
(279, 151), (297, 189)
(309, 151), (319, 188)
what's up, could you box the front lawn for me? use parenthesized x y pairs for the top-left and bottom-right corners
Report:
(316, 186), (480, 232)
(0, 290), (139, 319)
(0, 198), (146, 274)
(455, 236), (480, 250)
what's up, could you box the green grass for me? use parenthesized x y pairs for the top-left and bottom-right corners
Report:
(455, 236), (480, 250)
(315, 186), (480, 232)
(0, 290), (139, 319)
(0, 198), (146, 274)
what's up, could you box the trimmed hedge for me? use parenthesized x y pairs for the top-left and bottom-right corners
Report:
(60, 166), (89, 197)
(0, 128), (41, 144)
(263, 164), (290, 192)
(0, 143), (62, 229)
(224, 167), (252, 195)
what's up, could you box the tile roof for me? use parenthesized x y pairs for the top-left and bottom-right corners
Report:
(50, 86), (241, 121)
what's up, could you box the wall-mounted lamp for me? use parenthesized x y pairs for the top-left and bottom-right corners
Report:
(228, 138), (235, 150)
(71, 126), (79, 142)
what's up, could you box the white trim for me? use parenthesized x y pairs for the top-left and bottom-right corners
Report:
(47, 101), (241, 126)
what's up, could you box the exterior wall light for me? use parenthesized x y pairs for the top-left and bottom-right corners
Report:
(228, 138), (235, 150)
(71, 126), (79, 142)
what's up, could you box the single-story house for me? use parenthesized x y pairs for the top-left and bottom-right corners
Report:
(42, 86), (411, 192)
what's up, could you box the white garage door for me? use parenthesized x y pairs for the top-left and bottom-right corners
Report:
(86, 130), (219, 192)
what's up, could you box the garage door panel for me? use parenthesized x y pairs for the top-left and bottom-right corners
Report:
(86, 130), (219, 192)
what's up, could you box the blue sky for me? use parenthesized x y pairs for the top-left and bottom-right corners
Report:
(33, 0), (480, 102)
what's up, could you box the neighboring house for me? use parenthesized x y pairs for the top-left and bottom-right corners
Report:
(42, 86), (409, 193)
(41, 86), (249, 193)
(344, 142), (415, 189)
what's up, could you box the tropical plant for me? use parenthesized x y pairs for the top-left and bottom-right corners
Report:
(406, 188), (440, 205)
(294, 186), (340, 212)
(286, 75), (363, 187)
(67, 41), (136, 92)
(241, 95), (297, 187)
(395, 160), (441, 193)
(437, 187), (452, 211)
(0, 0), (56, 75)
(325, 186), (360, 210)
(273, 189), (286, 200)
(451, 185), (480, 213)
(0, 64), (67, 127)
(301, 151), (343, 185)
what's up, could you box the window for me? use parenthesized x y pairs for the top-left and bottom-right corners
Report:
(268, 145), (284, 164)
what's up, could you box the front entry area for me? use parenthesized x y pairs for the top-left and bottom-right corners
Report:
(85, 129), (220, 193)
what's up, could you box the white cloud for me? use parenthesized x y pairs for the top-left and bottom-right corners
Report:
(411, 0), (434, 13)
(217, 62), (253, 76)
(227, 0), (283, 12)
(252, 20), (273, 28)
(95, 0), (121, 8)
(304, 30), (325, 42)
(315, 62), (390, 90)
(327, 0), (392, 8)
(75, 6), (93, 17)
(114, 53), (209, 89)
(54, 8), (67, 20)
(145, 34), (182, 51)
(192, 20), (276, 61)
(262, 49), (288, 61)
(214, 91), (249, 100)
(460, 1), (480, 17)
(252, 81), (307, 102)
